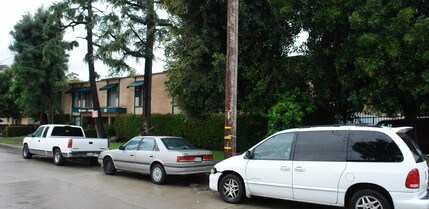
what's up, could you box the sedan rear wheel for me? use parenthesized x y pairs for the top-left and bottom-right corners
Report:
(219, 174), (244, 204)
(151, 164), (166, 184)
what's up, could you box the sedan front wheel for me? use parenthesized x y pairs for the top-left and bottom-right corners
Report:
(103, 157), (116, 175)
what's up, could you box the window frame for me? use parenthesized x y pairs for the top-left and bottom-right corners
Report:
(251, 132), (296, 161)
(293, 130), (349, 162)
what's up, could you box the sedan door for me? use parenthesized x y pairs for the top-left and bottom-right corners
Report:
(134, 137), (157, 174)
(245, 133), (295, 199)
(114, 137), (141, 171)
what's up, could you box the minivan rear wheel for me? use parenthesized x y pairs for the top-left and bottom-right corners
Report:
(349, 189), (390, 209)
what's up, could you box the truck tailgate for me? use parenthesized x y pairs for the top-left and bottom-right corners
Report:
(69, 138), (108, 152)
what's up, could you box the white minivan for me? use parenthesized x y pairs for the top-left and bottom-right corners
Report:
(209, 126), (429, 209)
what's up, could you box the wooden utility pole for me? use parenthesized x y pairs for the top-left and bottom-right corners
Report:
(224, 0), (239, 158)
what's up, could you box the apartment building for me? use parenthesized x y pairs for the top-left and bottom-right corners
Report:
(62, 72), (179, 126)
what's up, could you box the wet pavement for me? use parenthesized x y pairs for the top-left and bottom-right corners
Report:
(0, 144), (339, 209)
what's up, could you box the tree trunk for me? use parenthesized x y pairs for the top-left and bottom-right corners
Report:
(402, 100), (419, 143)
(39, 112), (48, 125)
(87, 1), (105, 138)
(141, 0), (155, 135)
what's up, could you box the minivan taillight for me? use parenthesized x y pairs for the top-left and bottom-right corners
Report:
(405, 168), (420, 189)
(67, 138), (73, 148)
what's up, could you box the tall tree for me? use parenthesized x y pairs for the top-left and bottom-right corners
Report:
(0, 66), (21, 121)
(343, 1), (429, 137)
(9, 8), (70, 124)
(162, 0), (301, 118)
(97, 0), (168, 134)
(270, 0), (429, 134)
(50, 0), (106, 138)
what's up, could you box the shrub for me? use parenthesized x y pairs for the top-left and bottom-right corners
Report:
(84, 129), (98, 138)
(114, 115), (141, 141)
(113, 114), (268, 152)
(3, 126), (33, 137)
(104, 123), (116, 138)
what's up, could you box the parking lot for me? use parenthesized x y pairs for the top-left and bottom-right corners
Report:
(0, 144), (339, 209)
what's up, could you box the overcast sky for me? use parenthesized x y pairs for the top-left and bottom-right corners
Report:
(0, 0), (165, 81)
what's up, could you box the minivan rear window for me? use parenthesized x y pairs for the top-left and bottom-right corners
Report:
(348, 131), (403, 162)
(397, 132), (425, 163)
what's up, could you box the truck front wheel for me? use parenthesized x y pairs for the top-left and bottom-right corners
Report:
(22, 144), (33, 159)
(53, 148), (65, 166)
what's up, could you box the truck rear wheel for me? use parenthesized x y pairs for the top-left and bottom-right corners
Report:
(53, 148), (65, 166)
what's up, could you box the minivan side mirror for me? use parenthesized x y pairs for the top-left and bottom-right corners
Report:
(244, 150), (252, 159)
(119, 145), (125, 150)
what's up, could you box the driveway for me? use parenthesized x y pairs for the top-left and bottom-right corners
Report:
(0, 144), (339, 209)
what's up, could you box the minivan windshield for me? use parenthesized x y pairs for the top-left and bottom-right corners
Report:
(397, 132), (425, 163)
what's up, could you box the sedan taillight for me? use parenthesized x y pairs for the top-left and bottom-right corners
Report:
(177, 155), (213, 162)
(177, 156), (196, 162)
(203, 155), (213, 161)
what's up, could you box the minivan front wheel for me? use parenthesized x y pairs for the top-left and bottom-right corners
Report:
(349, 189), (390, 209)
(219, 174), (245, 204)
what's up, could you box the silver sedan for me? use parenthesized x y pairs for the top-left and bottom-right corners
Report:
(98, 136), (215, 184)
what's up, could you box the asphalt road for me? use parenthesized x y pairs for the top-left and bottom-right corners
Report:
(0, 144), (341, 209)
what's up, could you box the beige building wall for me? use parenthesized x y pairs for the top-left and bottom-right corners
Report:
(60, 72), (180, 125)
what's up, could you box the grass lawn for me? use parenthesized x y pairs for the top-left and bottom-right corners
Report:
(0, 136), (24, 147)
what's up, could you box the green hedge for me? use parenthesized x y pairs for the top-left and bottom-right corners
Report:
(3, 126), (34, 137)
(114, 114), (142, 141)
(84, 129), (98, 138)
(114, 114), (268, 152)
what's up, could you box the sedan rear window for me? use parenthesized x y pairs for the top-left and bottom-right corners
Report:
(161, 138), (196, 150)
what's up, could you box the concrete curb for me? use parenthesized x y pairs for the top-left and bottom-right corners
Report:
(0, 143), (20, 151)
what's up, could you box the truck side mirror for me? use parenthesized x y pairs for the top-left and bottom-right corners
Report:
(119, 145), (125, 150)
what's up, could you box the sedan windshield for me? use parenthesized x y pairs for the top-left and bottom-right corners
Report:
(161, 138), (196, 150)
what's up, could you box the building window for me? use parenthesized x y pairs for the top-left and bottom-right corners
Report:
(83, 92), (92, 108)
(72, 93), (80, 108)
(107, 85), (119, 107)
(135, 86), (143, 107)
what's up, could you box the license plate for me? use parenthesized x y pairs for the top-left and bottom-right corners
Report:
(194, 157), (202, 162)
(87, 153), (98, 157)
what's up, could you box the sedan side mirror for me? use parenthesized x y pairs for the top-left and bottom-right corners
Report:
(119, 145), (125, 150)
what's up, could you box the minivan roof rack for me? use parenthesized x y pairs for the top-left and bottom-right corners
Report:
(299, 124), (381, 128)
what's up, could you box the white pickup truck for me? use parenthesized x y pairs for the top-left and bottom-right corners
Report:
(22, 124), (108, 166)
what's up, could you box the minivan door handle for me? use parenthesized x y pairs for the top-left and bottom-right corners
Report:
(294, 166), (306, 172)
